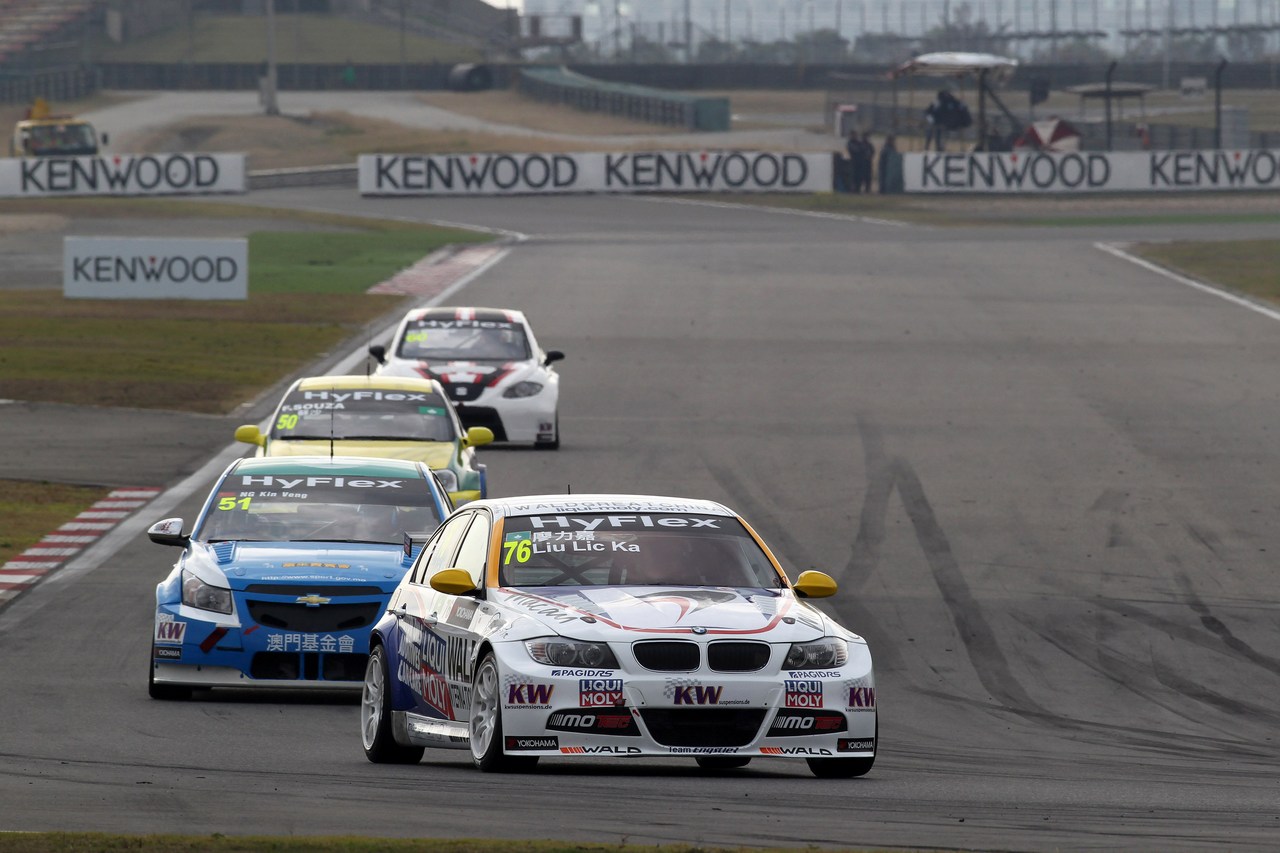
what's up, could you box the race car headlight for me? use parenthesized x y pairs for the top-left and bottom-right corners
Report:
(525, 638), (619, 669)
(783, 639), (848, 670)
(432, 468), (459, 492)
(503, 381), (544, 398)
(181, 570), (232, 614)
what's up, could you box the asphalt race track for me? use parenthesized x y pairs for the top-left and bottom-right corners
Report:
(2, 188), (1279, 851)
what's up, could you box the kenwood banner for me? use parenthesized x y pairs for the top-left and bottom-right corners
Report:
(359, 151), (829, 195)
(905, 149), (1280, 193)
(64, 237), (248, 299)
(1, 153), (246, 197)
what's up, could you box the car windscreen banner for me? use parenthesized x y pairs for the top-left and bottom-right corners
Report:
(903, 149), (1280, 193)
(360, 151), (830, 195)
(64, 237), (248, 300)
(0, 153), (246, 197)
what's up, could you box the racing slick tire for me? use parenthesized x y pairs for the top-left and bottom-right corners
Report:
(148, 663), (191, 701)
(471, 652), (538, 773)
(695, 756), (752, 770)
(807, 719), (876, 778)
(361, 644), (425, 764)
(534, 415), (559, 450)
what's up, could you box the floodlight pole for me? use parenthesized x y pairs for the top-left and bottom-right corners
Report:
(1104, 60), (1116, 151)
(1214, 57), (1228, 149)
(264, 0), (279, 116)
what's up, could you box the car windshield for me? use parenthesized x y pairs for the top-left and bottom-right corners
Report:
(498, 512), (783, 589)
(26, 122), (97, 155)
(396, 318), (530, 361)
(269, 387), (456, 442)
(196, 473), (442, 544)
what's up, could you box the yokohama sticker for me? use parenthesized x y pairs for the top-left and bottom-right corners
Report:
(505, 735), (558, 751)
(1, 153), (246, 197)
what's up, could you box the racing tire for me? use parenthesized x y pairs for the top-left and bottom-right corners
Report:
(695, 756), (752, 771)
(361, 645), (424, 765)
(807, 718), (876, 779)
(148, 662), (191, 701)
(470, 652), (538, 773)
(534, 415), (559, 450)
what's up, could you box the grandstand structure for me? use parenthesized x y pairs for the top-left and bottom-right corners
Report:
(0, 0), (97, 66)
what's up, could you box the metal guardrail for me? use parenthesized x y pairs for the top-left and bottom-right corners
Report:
(0, 65), (98, 104)
(518, 66), (730, 132)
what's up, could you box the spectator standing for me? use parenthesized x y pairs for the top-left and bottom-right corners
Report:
(877, 135), (904, 194)
(847, 131), (875, 194)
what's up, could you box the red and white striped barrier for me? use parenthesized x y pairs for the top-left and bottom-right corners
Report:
(0, 487), (160, 606)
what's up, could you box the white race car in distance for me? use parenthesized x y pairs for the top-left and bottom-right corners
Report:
(369, 307), (563, 449)
(360, 494), (876, 778)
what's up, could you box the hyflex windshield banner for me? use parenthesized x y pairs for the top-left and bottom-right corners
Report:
(1, 153), (246, 197)
(360, 151), (829, 195)
(904, 149), (1280, 193)
(64, 237), (248, 299)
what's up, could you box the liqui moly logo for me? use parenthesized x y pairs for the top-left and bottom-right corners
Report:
(784, 679), (823, 708)
(579, 678), (624, 707)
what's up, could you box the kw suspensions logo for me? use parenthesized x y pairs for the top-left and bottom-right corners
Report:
(3, 153), (245, 197)
(360, 151), (824, 195)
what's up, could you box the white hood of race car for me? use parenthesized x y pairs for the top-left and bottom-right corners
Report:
(494, 586), (830, 643)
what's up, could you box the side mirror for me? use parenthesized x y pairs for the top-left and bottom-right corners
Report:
(234, 424), (266, 447)
(792, 570), (838, 599)
(544, 350), (565, 365)
(368, 344), (387, 365)
(430, 568), (478, 596)
(464, 426), (494, 448)
(147, 518), (189, 548)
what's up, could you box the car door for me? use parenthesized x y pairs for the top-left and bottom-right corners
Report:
(423, 509), (493, 725)
(396, 510), (472, 720)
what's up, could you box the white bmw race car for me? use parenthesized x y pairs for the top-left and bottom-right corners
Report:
(369, 307), (563, 449)
(360, 494), (876, 777)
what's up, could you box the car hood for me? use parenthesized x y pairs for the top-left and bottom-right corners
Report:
(186, 541), (411, 589)
(493, 586), (829, 643)
(388, 359), (541, 386)
(264, 439), (456, 469)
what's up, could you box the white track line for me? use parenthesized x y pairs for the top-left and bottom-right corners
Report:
(1095, 241), (1280, 323)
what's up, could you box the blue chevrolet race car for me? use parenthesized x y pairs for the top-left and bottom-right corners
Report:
(146, 456), (453, 699)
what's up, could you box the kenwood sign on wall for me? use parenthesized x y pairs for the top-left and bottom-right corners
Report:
(1, 153), (246, 197)
(904, 149), (1280, 193)
(64, 237), (248, 299)
(359, 151), (830, 195)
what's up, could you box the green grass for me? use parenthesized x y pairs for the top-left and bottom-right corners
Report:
(0, 199), (493, 413)
(0, 481), (111, 566)
(251, 231), (467, 294)
(1130, 238), (1280, 302)
(87, 14), (482, 64)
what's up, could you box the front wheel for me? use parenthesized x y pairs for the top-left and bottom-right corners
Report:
(470, 653), (538, 773)
(808, 718), (876, 778)
(534, 414), (559, 450)
(361, 645), (424, 764)
(148, 661), (191, 701)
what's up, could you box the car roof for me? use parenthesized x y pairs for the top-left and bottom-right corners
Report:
(464, 494), (736, 520)
(229, 455), (429, 479)
(291, 375), (445, 394)
(405, 307), (527, 324)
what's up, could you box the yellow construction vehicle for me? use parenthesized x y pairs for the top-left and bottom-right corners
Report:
(10, 97), (107, 157)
